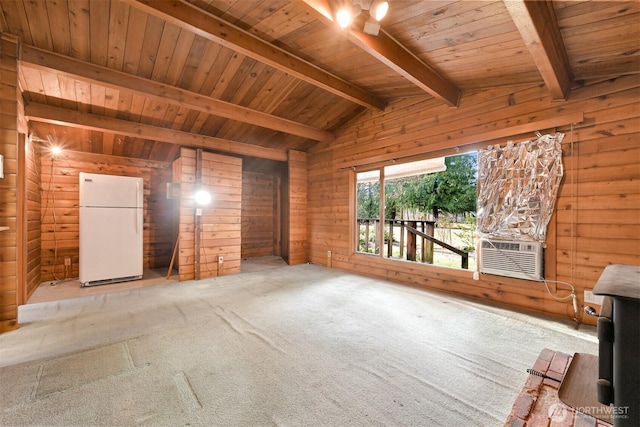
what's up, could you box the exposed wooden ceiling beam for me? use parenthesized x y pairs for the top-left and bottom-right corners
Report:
(299, 0), (461, 107)
(20, 45), (334, 144)
(25, 103), (288, 162)
(124, 0), (385, 111)
(55, 149), (173, 170)
(504, 0), (573, 100)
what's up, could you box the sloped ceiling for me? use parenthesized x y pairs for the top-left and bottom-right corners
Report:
(0, 0), (637, 162)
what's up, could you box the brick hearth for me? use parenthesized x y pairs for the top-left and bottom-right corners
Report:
(505, 349), (613, 427)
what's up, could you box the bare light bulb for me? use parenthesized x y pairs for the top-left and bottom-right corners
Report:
(51, 146), (62, 156)
(336, 8), (352, 28)
(194, 189), (212, 206)
(371, 1), (388, 21)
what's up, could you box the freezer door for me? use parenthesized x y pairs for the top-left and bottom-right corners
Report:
(79, 172), (143, 208)
(79, 206), (143, 285)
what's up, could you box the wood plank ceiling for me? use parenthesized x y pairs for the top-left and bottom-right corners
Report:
(0, 0), (638, 163)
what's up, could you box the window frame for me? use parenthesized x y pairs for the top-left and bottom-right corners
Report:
(350, 152), (479, 271)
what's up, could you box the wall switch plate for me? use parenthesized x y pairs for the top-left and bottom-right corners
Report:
(584, 290), (604, 305)
(64, 257), (71, 266)
(327, 250), (332, 258)
(218, 256), (223, 264)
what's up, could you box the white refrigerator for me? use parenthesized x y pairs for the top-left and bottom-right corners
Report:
(79, 172), (144, 287)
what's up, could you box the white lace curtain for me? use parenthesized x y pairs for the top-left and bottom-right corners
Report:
(477, 132), (564, 242)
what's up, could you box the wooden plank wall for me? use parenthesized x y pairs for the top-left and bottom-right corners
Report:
(241, 171), (276, 258)
(17, 57), (40, 304)
(39, 151), (174, 282)
(146, 170), (176, 270)
(171, 157), (182, 272)
(174, 148), (242, 280)
(0, 33), (19, 332)
(23, 134), (41, 301)
(287, 150), (308, 265)
(307, 75), (640, 325)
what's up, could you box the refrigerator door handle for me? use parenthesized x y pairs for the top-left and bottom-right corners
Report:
(136, 181), (140, 234)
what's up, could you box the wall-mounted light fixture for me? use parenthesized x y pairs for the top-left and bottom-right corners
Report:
(29, 134), (63, 158)
(194, 189), (212, 206)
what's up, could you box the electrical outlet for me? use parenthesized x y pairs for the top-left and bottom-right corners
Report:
(218, 256), (223, 264)
(584, 290), (604, 305)
(327, 250), (332, 258)
(64, 257), (71, 266)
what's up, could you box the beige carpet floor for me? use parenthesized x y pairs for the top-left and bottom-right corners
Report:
(27, 268), (179, 304)
(27, 256), (288, 305)
(0, 263), (597, 426)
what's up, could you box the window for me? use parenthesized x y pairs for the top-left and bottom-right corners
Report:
(355, 153), (478, 270)
(356, 169), (380, 255)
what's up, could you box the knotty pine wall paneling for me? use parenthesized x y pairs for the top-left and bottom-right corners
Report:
(24, 136), (41, 301)
(308, 75), (640, 326)
(147, 171), (177, 270)
(242, 171), (276, 258)
(173, 148), (242, 281)
(18, 133), (41, 304)
(0, 33), (19, 332)
(39, 151), (174, 283)
(287, 150), (308, 265)
(171, 157), (182, 273)
(17, 60), (40, 304)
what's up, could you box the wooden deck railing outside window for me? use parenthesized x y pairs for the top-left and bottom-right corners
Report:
(358, 219), (469, 269)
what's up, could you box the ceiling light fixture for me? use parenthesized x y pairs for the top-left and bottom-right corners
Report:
(363, 20), (381, 36)
(336, 4), (361, 29)
(334, 0), (389, 35)
(370, 0), (389, 21)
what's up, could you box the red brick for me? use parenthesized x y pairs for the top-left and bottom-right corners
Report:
(513, 392), (537, 419)
(543, 373), (563, 389)
(549, 402), (574, 427)
(525, 374), (544, 393)
(505, 415), (527, 427)
(549, 352), (571, 376)
(533, 357), (552, 374)
(539, 348), (556, 362)
(550, 418), (575, 427)
(574, 411), (597, 427)
(526, 413), (550, 427)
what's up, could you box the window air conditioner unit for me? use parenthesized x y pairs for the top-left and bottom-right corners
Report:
(479, 239), (544, 281)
